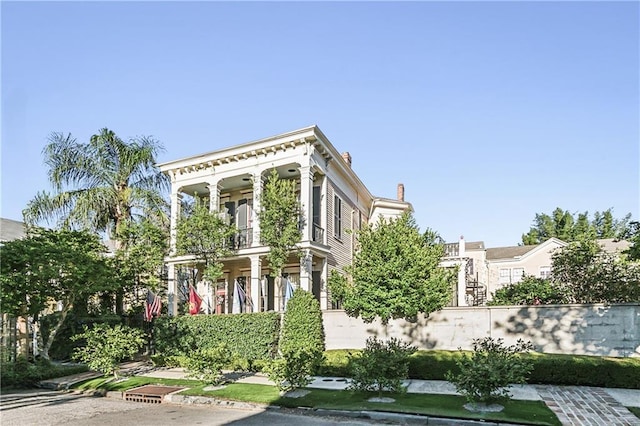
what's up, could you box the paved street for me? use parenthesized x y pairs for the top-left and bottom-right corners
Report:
(0, 390), (382, 426)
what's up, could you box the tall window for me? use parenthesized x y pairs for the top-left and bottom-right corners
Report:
(333, 195), (342, 239)
(499, 268), (510, 283)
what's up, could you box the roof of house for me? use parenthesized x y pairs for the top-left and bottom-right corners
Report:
(465, 241), (485, 250)
(0, 218), (26, 242)
(486, 245), (537, 260)
(597, 238), (631, 253)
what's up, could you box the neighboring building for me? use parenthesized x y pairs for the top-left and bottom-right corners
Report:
(443, 236), (632, 306)
(0, 218), (27, 244)
(158, 126), (411, 315)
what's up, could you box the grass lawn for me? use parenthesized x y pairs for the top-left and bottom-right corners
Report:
(628, 406), (640, 419)
(77, 377), (559, 426)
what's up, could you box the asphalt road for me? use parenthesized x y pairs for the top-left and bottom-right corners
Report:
(0, 390), (385, 426)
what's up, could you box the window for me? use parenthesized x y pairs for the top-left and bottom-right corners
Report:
(512, 268), (525, 282)
(539, 266), (551, 279)
(499, 268), (510, 283)
(333, 195), (342, 239)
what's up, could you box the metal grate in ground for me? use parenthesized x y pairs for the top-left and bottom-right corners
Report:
(124, 385), (186, 404)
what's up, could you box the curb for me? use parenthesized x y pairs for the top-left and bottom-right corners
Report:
(103, 391), (526, 425)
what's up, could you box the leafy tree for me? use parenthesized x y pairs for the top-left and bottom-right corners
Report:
(0, 229), (115, 359)
(257, 169), (303, 310)
(521, 208), (632, 245)
(335, 212), (455, 324)
(551, 239), (640, 303)
(176, 196), (236, 283)
(624, 221), (640, 261)
(72, 324), (146, 378)
(488, 276), (567, 306)
(23, 128), (170, 314)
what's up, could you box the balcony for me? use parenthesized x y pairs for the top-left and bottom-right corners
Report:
(231, 228), (253, 249)
(312, 223), (325, 243)
(443, 242), (459, 258)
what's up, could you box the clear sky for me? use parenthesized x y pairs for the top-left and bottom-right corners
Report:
(2, 1), (638, 248)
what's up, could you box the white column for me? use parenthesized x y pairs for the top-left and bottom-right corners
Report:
(167, 263), (178, 316)
(250, 255), (262, 312)
(169, 189), (182, 255)
(207, 179), (221, 212)
(457, 262), (467, 307)
(299, 249), (312, 292)
(320, 257), (328, 310)
(320, 174), (328, 244)
(252, 172), (264, 247)
(299, 166), (314, 242)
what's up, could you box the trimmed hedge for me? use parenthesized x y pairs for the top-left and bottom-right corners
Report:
(154, 312), (280, 365)
(320, 349), (640, 389)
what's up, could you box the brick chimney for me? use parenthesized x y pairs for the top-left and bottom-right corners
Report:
(397, 183), (405, 202)
(341, 152), (352, 167)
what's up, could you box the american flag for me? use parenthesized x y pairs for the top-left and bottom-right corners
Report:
(144, 290), (162, 322)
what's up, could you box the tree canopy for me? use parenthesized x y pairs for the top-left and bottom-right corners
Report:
(23, 128), (170, 240)
(330, 212), (455, 324)
(521, 207), (632, 245)
(0, 228), (115, 359)
(176, 195), (236, 282)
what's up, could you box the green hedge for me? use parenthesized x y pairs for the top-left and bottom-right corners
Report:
(320, 349), (640, 389)
(154, 312), (280, 365)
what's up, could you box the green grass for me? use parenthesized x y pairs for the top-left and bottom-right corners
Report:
(182, 383), (559, 426)
(72, 376), (204, 392)
(628, 406), (640, 419)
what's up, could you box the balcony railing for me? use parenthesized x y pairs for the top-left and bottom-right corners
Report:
(443, 242), (459, 258)
(231, 228), (253, 249)
(312, 223), (324, 243)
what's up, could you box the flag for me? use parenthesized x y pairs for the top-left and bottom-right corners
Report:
(232, 280), (245, 314)
(144, 290), (162, 322)
(189, 284), (203, 315)
(284, 278), (295, 311)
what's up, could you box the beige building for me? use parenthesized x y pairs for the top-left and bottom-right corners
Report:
(443, 236), (632, 306)
(158, 126), (410, 315)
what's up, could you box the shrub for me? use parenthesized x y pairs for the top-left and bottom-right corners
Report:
(154, 312), (280, 369)
(348, 337), (417, 396)
(279, 289), (325, 367)
(488, 276), (567, 306)
(265, 289), (325, 391)
(72, 324), (146, 378)
(265, 349), (318, 392)
(1, 356), (89, 389)
(446, 337), (534, 404)
(183, 344), (231, 385)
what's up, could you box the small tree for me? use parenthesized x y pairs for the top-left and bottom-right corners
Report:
(348, 337), (417, 396)
(183, 344), (231, 385)
(176, 196), (236, 283)
(0, 228), (115, 359)
(446, 337), (534, 407)
(257, 169), (303, 310)
(72, 324), (146, 378)
(335, 212), (455, 324)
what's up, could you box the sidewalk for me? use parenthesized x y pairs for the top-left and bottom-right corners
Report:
(40, 364), (640, 426)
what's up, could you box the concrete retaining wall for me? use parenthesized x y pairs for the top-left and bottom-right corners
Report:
(322, 304), (640, 357)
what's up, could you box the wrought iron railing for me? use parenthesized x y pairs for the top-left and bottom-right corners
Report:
(313, 223), (324, 243)
(232, 228), (253, 249)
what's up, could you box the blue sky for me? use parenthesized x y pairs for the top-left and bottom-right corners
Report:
(2, 1), (638, 247)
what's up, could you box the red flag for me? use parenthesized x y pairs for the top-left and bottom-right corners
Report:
(144, 290), (162, 322)
(189, 285), (203, 315)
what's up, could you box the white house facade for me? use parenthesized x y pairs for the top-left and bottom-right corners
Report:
(158, 126), (410, 315)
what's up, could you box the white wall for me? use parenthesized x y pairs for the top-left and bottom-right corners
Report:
(322, 304), (640, 357)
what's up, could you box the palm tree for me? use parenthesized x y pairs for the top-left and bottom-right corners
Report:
(24, 128), (169, 240)
(23, 128), (170, 313)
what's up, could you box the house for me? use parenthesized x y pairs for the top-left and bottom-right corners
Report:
(443, 236), (632, 306)
(158, 126), (411, 315)
(0, 217), (27, 244)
